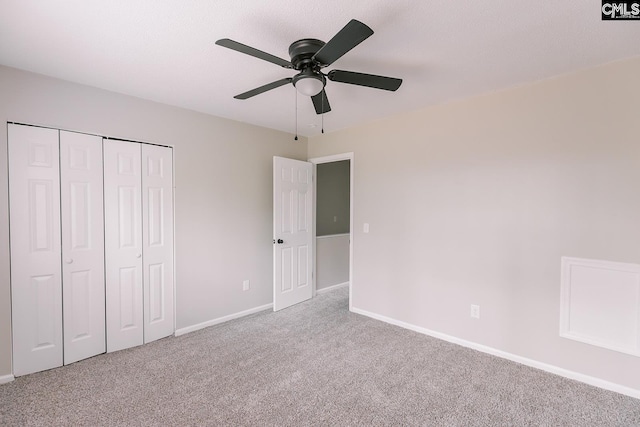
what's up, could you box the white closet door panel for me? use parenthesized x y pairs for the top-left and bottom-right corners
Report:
(60, 131), (105, 364)
(8, 124), (63, 376)
(142, 144), (174, 343)
(104, 140), (144, 352)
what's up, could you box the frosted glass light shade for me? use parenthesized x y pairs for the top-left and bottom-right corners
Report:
(295, 76), (324, 96)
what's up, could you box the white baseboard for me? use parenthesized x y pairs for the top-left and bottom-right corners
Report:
(316, 282), (349, 295)
(350, 306), (640, 400)
(0, 374), (15, 385)
(175, 303), (273, 337)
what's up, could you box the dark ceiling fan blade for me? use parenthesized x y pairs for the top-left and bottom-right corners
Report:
(312, 19), (373, 67)
(311, 89), (331, 114)
(327, 70), (402, 91)
(234, 78), (293, 100)
(216, 38), (292, 69)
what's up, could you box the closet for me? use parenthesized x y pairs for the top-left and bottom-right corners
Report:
(104, 140), (174, 352)
(8, 123), (174, 376)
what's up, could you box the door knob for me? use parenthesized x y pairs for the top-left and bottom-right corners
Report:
(136, 253), (142, 258)
(65, 258), (73, 264)
(273, 239), (284, 244)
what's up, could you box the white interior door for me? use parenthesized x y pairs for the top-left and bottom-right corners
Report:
(8, 124), (63, 376)
(142, 144), (174, 343)
(104, 140), (144, 352)
(273, 156), (314, 311)
(60, 131), (106, 364)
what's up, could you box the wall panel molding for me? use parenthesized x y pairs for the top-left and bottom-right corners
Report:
(560, 257), (640, 357)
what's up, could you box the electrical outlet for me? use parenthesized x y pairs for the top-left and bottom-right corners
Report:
(242, 280), (250, 291)
(333, 215), (337, 222)
(363, 223), (370, 233)
(470, 304), (480, 319)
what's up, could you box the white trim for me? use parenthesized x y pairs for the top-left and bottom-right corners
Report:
(174, 303), (272, 337)
(172, 146), (177, 337)
(309, 153), (354, 311)
(316, 282), (349, 294)
(0, 374), (15, 384)
(350, 306), (640, 400)
(308, 153), (353, 164)
(316, 233), (350, 240)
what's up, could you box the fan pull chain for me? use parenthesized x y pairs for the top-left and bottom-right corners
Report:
(294, 90), (298, 141)
(321, 91), (325, 134)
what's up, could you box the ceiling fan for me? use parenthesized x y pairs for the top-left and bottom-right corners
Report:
(216, 19), (402, 115)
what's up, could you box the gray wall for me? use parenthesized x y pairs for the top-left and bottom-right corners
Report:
(308, 57), (640, 391)
(0, 65), (307, 377)
(316, 234), (350, 290)
(316, 160), (350, 236)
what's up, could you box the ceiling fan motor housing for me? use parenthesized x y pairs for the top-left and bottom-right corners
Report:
(288, 38), (325, 71)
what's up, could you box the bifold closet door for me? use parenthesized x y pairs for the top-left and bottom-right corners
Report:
(8, 124), (63, 376)
(59, 131), (106, 364)
(104, 140), (144, 352)
(142, 144), (174, 343)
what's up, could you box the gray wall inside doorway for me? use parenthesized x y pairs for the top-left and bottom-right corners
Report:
(316, 160), (350, 236)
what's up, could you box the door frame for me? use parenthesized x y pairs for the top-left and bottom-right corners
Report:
(308, 152), (354, 311)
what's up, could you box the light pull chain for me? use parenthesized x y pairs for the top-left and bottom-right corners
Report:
(321, 90), (325, 134)
(294, 90), (298, 141)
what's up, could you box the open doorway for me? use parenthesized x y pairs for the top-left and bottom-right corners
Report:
(310, 153), (354, 310)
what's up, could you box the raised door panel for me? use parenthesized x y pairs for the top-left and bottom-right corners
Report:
(273, 157), (313, 311)
(142, 144), (174, 343)
(8, 124), (63, 376)
(104, 140), (144, 352)
(60, 131), (106, 364)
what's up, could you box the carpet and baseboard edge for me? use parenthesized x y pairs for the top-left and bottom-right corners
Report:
(316, 282), (349, 294)
(175, 303), (273, 337)
(176, 285), (350, 337)
(0, 374), (15, 384)
(350, 306), (640, 400)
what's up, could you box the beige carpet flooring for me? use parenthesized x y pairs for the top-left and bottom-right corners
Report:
(1, 287), (639, 426)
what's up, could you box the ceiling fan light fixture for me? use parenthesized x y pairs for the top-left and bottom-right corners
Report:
(293, 72), (325, 96)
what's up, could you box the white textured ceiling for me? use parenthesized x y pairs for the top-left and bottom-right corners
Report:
(1, 1), (639, 137)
